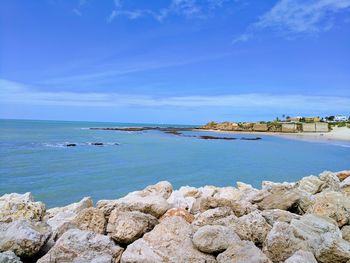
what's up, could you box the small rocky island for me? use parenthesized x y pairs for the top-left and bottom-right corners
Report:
(1, 170), (350, 262)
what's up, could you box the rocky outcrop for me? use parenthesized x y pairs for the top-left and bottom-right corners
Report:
(0, 193), (45, 223)
(0, 220), (50, 258)
(1, 169), (350, 262)
(37, 229), (123, 263)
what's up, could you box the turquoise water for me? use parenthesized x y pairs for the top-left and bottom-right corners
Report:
(1, 119), (349, 207)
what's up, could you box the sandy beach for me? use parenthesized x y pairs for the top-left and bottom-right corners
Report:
(198, 126), (350, 142)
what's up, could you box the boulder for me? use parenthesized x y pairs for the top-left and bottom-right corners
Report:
(307, 191), (350, 227)
(291, 214), (350, 262)
(71, 207), (106, 234)
(97, 182), (171, 218)
(197, 186), (218, 198)
(192, 207), (235, 227)
(0, 193), (45, 223)
(192, 225), (240, 253)
(228, 210), (271, 246)
(261, 209), (301, 226)
(0, 220), (50, 258)
(37, 229), (123, 263)
(217, 240), (271, 263)
(178, 186), (201, 198)
(252, 185), (301, 211)
(0, 251), (22, 263)
(263, 222), (304, 262)
(160, 208), (194, 223)
(319, 171), (341, 192)
(44, 197), (92, 221)
(166, 190), (196, 211)
(191, 196), (256, 216)
(341, 177), (350, 197)
(285, 250), (317, 263)
(121, 216), (216, 263)
(336, 170), (350, 182)
(107, 209), (158, 244)
(297, 175), (324, 194)
(235, 182), (261, 202)
(342, 225), (350, 242)
(43, 197), (93, 252)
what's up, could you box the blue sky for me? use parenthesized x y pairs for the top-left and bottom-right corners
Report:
(0, 0), (349, 124)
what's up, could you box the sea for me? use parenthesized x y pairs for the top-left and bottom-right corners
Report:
(1, 119), (349, 208)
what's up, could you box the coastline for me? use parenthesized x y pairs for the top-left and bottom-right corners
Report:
(196, 126), (350, 143)
(1, 169), (350, 262)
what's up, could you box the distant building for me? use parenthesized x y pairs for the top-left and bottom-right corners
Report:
(304, 117), (320, 123)
(286, 116), (302, 122)
(334, 115), (348, 121)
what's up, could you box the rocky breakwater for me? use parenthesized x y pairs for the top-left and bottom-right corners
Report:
(1, 170), (350, 262)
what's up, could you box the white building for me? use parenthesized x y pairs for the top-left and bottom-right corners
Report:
(334, 115), (348, 121)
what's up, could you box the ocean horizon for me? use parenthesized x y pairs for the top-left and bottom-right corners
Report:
(1, 118), (349, 208)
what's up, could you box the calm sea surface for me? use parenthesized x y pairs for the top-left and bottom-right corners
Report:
(1, 119), (349, 207)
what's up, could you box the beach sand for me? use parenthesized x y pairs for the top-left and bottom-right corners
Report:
(198, 127), (350, 142)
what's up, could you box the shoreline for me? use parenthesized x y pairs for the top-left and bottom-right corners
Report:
(196, 126), (350, 143)
(1, 169), (350, 262)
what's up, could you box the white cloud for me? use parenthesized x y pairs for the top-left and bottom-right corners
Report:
(1, 79), (349, 114)
(233, 0), (350, 43)
(256, 0), (350, 33)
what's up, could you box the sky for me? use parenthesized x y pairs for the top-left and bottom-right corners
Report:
(0, 0), (349, 124)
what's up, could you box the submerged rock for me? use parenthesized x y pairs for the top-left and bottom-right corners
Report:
(0, 193), (45, 223)
(37, 229), (123, 263)
(121, 216), (216, 263)
(0, 220), (50, 258)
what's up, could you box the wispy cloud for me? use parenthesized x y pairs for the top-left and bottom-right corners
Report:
(233, 0), (350, 43)
(107, 0), (230, 22)
(1, 79), (349, 114)
(36, 52), (233, 86)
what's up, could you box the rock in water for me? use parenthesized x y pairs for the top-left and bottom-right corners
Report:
(0, 251), (22, 263)
(37, 229), (123, 263)
(107, 210), (158, 244)
(0, 220), (50, 258)
(217, 240), (271, 263)
(0, 193), (45, 223)
(121, 216), (216, 263)
(192, 225), (240, 253)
